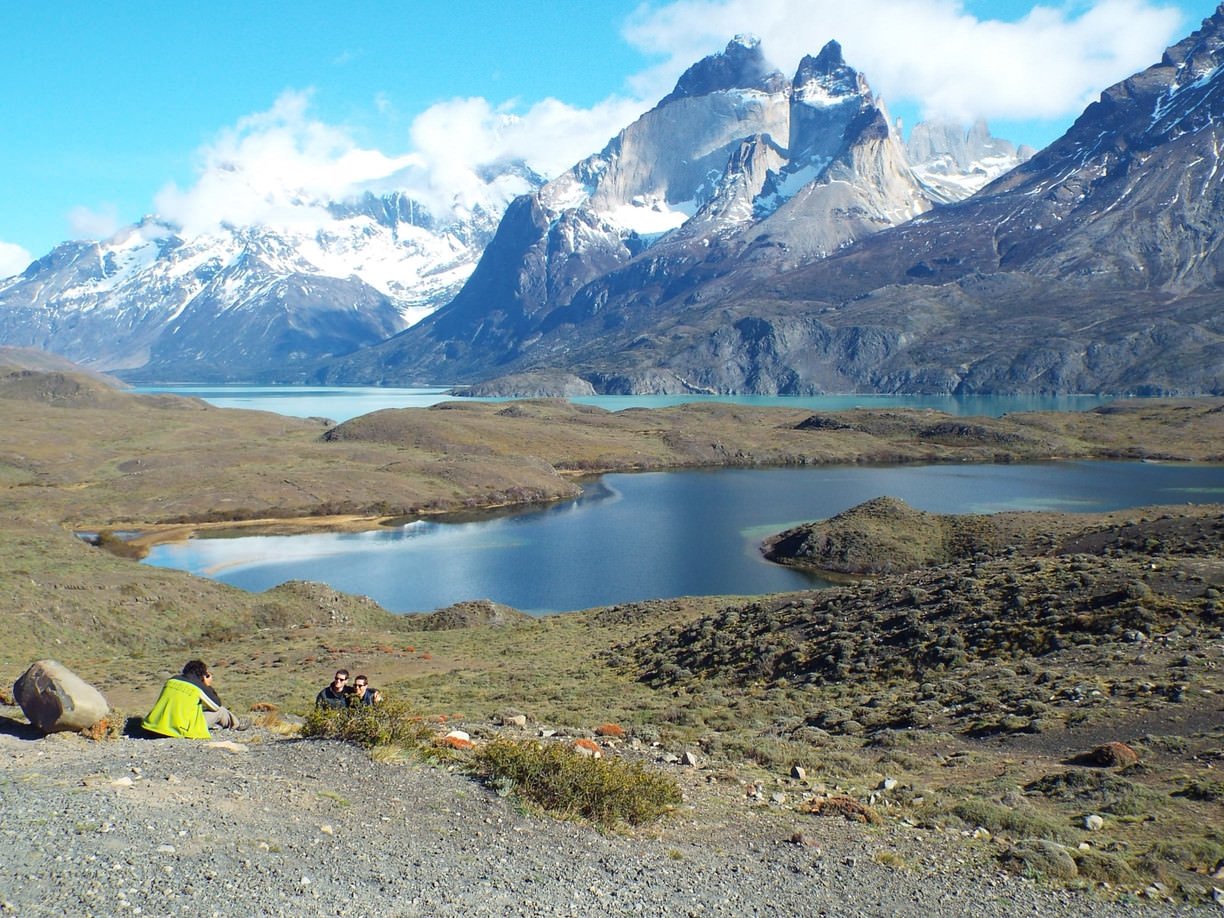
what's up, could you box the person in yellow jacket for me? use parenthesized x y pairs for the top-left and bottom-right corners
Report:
(142, 660), (242, 738)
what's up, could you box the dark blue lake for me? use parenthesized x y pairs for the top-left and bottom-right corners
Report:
(143, 461), (1224, 616)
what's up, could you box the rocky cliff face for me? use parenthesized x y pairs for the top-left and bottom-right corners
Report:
(327, 38), (1014, 385)
(363, 10), (1224, 396)
(906, 119), (1035, 203)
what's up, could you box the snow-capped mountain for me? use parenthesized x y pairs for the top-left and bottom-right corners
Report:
(906, 119), (1035, 203)
(607, 5), (1224, 396)
(0, 35), (1029, 387)
(329, 37), (1025, 385)
(329, 7), (1224, 396)
(0, 165), (541, 381)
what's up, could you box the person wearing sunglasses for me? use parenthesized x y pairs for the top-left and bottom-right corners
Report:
(315, 669), (351, 709)
(349, 675), (381, 706)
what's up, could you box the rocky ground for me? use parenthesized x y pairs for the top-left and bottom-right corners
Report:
(3, 376), (1224, 914)
(0, 714), (1213, 918)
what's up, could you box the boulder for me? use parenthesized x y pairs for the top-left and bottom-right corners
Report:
(573, 738), (602, 758)
(1090, 741), (1140, 768)
(13, 660), (109, 734)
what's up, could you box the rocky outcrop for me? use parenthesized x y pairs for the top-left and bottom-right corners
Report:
(13, 660), (109, 734)
(406, 599), (532, 631)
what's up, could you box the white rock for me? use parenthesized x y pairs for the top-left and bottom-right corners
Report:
(1084, 814), (1104, 831)
(13, 660), (109, 734)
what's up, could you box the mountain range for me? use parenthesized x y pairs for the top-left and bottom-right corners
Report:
(4, 9), (1222, 395)
(0, 167), (541, 382)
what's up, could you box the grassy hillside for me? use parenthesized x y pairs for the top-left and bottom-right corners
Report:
(1, 371), (1222, 901)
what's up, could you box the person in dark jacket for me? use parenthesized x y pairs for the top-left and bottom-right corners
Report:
(315, 669), (350, 709)
(349, 675), (381, 706)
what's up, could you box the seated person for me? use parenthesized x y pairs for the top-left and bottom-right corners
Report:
(142, 660), (241, 739)
(349, 675), (382, 706)
(315, 669), (351, 709)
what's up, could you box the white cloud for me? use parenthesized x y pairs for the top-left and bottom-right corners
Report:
(0, 241), (33, 278)
(154, 90), (421, 237)
(407, 94), (644, 183)
(68, 204), (121, 241)
(144, 0), (1189, 241)
(621, 0), (1186, 124)
(154, 88), (645, 236)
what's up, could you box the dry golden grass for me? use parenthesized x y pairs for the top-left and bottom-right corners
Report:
(3, 375), (1224, 899)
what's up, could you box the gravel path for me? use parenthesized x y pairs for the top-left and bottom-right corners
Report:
(0, 717), (1212, 918)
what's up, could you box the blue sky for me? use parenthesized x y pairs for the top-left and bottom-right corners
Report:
(0, 0), (1218, 275)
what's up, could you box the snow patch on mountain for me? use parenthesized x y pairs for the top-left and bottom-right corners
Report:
(0, 164), (542, 376)
(907, 119), (1034, 202)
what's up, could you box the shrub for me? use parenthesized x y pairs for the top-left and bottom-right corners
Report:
(1072, 849), (1137, 884)
(473, 737), (681, 827)
(79, 711), (127, 741)
(1025, 770), (1162, 816)
(803, 795), (881, 824)
(301, 697), (435, 750)
(1172, 779), (1224, 802)
(951, 799), (1075, 844)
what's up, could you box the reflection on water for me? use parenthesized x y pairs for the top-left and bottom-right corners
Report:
(144, 461), (1224, 616)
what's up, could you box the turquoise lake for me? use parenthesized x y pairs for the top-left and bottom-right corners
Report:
(144, 457), (1224, 616)
(133, 385), (1111, 423)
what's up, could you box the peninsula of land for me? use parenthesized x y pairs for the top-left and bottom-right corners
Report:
(1, 366), (1222, 910)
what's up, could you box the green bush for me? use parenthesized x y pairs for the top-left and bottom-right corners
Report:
(1025, 770), (1162, 816)
(951, 799), (1076, 844)
(473, 737), (682, 827)
(301, 697), (435, 750)
(1172, 779), (1224, 802)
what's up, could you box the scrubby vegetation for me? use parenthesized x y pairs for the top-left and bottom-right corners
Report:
(473, 737), (682, 826)
(301, 697), (438, 751)
(300, 700), (681, 828)
(3, 377), (1224, 901)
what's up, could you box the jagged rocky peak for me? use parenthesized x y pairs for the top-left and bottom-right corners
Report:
(1163, 3), (1224, 71)
(905, 119), (1032, 203)
(657, 34), (788, 106)
(792, 41), (866, 102)
(328, 191), (437, 231)
(1144, 3), (1224, 138)
(788, 41), (875, 163)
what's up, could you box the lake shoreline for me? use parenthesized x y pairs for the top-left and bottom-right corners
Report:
(2, 371), (1223, 906)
